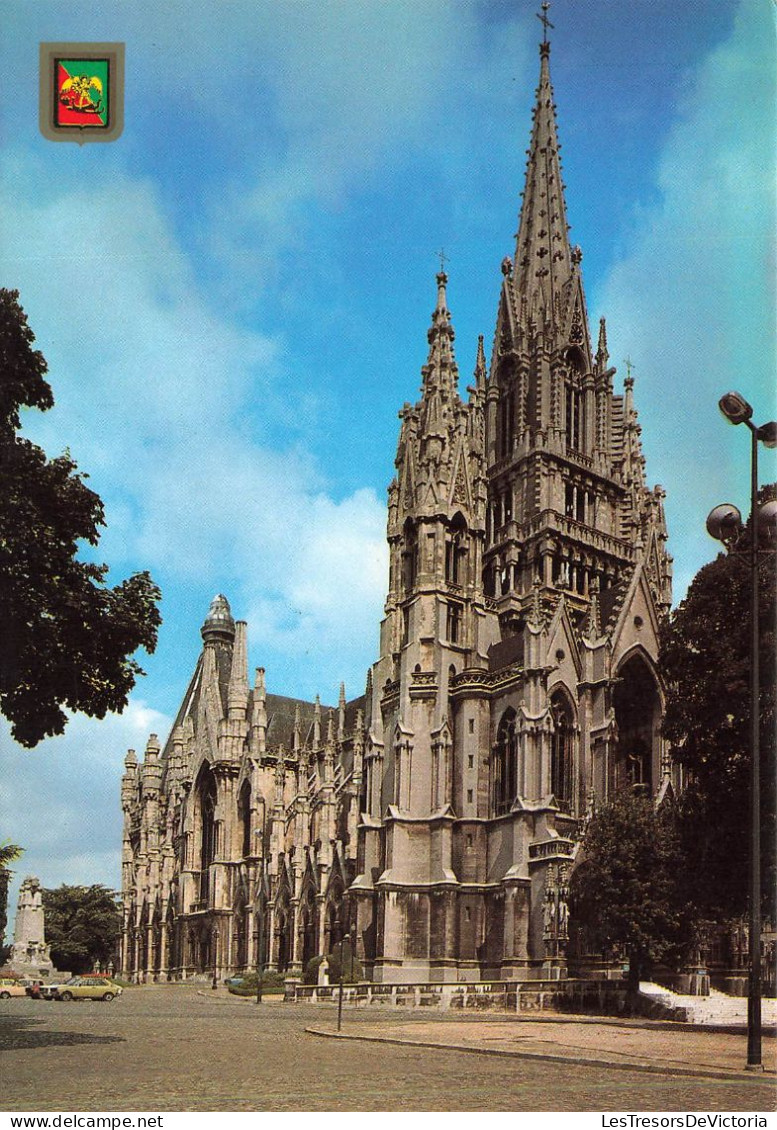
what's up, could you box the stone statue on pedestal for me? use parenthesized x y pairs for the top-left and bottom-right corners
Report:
(8, 877), (53, 973)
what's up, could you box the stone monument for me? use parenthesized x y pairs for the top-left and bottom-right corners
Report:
(8, 877), (53, 974)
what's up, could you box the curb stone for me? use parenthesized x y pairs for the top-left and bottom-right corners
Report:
(304, 1026), (775, 1085)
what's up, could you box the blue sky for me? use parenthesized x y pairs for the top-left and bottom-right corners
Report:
(1, 0), (775, 932)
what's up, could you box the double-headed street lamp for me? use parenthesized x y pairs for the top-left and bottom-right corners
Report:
(707, 391), (777, 1072)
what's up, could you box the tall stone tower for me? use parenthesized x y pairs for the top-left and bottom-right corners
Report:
(353, 29), (672, 983)
(355, 271), (490, 980)
(483, 36), (671, 627)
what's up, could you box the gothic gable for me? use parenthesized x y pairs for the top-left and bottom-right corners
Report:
(609, 561), (663, 671)
(496, 279), (519, 359)
(545, 594), (582, 678)
(448, 444), (472, 512)
(559, 273), (593, 366)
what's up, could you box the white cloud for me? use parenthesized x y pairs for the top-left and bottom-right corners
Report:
(0, 154), (388, 655)
(245, 487), (388, 698)
(0, 700), (172, 934)
(197, 0), (474, 280)
(593, 0), (777, 599)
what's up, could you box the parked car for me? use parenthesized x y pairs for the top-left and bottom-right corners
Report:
(19, 979), (44, 998)
(50, 976), (123, 1002)
(0, 977), (27, 998)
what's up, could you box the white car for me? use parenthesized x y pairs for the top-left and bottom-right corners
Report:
(0, 977), (27, 998)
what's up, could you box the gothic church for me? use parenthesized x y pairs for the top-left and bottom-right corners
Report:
(120, 32), (672, 984)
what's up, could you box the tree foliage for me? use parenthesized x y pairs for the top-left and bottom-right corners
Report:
(659, 493), (776, 922)
(0, 289), (162, 747)
(569, 791), (692, 988)
(42, 884), (121, 974)
(0, 842), (23, 955)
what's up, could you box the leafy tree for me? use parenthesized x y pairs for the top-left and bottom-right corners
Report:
(0, 289), (161, 747)
(42, 884), (121, 974)
(569, 791), (692, 992)
(659, 490), (776, 924)
(0, 842), (22, 961)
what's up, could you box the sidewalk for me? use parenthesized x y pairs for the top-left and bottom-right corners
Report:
(307, 1013), (777, 1083)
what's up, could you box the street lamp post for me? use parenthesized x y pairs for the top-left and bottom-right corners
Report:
(707, 391), (777, 1072)
(254, 800), (267, 1006)
(255, 905), (264, 1005)
(337, 923), (345, 1032)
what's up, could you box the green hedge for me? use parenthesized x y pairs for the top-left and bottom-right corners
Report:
(303, 942), (363, 985)
(226, 969), (286, 996)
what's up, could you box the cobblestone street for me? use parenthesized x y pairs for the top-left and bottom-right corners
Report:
(1, 986), (775, 1112)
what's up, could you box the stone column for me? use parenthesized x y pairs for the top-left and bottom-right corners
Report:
(265, 903), (277, 971)
(159, 924), (169, 981)
(290, 900), (303, 974)
(145, 922), (154, 982)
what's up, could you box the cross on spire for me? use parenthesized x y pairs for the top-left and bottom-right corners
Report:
(623, 356), (635, 381)
(436, 248), (449, 274)
(536, 2), (554, 43)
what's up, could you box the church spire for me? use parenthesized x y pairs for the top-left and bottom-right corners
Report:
(420, 269), (459, 406)
(473, 334), (487, 390)
(513, 23), (572, 326)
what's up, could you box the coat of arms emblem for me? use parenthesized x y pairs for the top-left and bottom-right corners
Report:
(40, 43), (124, 143)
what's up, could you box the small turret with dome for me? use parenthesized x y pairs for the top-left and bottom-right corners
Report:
(200, 593), (236, 644)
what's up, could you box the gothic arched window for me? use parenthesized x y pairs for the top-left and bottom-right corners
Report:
(196, 764), (217, 903)
(550, 690), (575, 813)
(613, 653), (660, 794)
(500, 387), (515, 458)
(493, 708), (518, 815)
(402, 520), (418, 593)
(238, 780), (252, 859)
(445, 512), (468, 586)
(275, 899), (290, 972)
(564, 348), (586, 454)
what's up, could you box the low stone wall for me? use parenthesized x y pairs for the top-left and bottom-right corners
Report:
(653, 970), (711, 996)
(712, 974), (748, 998)
(283, 977), (630, 1013)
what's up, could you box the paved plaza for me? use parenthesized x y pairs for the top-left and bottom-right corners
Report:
(1, 986), (775, 1112)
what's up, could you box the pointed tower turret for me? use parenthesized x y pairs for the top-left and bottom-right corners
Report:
(293, 703), (302, 754)
(313, 694), (322, 747)
(324, 713), (336, 781)
(596, 317), (609, 370)
(513, 38), (572, 329)
(227, 621), (249, 720)
(121, 748), (138, 813)
(473, 334), (487, 391)
(250, 667), (267, 756)
(216, 617), (249, 763)
(421, 270), (459, 407)
(337, 683), (346, 741)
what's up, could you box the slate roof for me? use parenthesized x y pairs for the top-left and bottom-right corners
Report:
(488, 633), (524, 672)
(598, 576), (630, 629)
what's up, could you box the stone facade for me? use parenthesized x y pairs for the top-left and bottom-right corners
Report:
(120, 37), (672, 984)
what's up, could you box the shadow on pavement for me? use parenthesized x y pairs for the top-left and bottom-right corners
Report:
(0, 1017), (125, 1050)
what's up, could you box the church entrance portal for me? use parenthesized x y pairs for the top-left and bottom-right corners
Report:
(613, 654), (661, 793)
